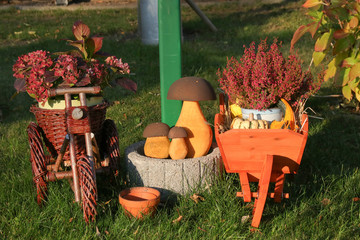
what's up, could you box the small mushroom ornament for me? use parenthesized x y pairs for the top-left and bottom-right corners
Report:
(143, 122), (170, 159)
(168, 127), (188, 160)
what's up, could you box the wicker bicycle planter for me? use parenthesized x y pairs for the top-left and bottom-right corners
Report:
(30, 101), (109, 160)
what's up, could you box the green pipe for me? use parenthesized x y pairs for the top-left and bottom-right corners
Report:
(158, 0), (182, 127)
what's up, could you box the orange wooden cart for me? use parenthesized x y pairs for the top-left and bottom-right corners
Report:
(214, 96), (308, 228)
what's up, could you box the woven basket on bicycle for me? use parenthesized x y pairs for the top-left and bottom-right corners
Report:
(30, 101), (109, 161)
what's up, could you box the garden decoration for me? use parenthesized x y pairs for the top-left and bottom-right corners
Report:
(119, 187), (161, 219)
(215, 39), (321, 227)
(215, 95), (309, 228)
(168, 126), (188, 160)
(125, 140), (221, 200)
(126, 78), (219, 199)
(13, 21), (136, 223)
(217, 39), (321, 126)
(143, 122), (170, 159)
(28, 87), (120, 223)
(167, 76), (216, 158)
(159, 0), (182, 127)
(291, 0), (360, 111)
(158, 0), (217, 126)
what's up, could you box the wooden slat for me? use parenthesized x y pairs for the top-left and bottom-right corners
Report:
(236, 191), (290, 199)
(214, 114), (308, 174)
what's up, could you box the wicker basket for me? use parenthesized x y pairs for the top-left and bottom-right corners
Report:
(30, 102), (109, 160)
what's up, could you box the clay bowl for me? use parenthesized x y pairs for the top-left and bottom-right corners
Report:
(119, 187), (160, 219)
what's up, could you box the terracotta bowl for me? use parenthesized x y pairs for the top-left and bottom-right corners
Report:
(119, 187), (160, 219)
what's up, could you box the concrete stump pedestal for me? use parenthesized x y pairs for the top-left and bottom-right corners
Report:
(125, 141), (222, 201)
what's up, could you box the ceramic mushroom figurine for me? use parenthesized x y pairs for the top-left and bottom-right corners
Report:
(143, 122), (170, 159)
(167, 77), (216, 158)
(168, 127), (188, 160)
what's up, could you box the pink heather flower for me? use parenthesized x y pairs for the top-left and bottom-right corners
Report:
(12, 50), (53, 104)
(53, 55), (81, 85)
(217, 39), (320, 110)
(87, 60), (105, 85)
(13, 48), (132, 105)
(105, 56), (130, 74)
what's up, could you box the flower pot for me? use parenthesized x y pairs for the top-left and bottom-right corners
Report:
(30, 99), (109, 161)
(125, 141), (222, 201)
(241, 107), (282, 122)
(38, 96), (104, 110)
(119, 187), (160, 219)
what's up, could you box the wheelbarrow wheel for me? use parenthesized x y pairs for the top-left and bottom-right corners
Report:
(101, 119), (120, 177)
(77, 156), (97, 223)
(27, 122), (48, 206)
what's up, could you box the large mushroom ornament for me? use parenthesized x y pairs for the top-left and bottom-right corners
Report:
(167, 76), (216, 158)
(143, 122), (170, 159)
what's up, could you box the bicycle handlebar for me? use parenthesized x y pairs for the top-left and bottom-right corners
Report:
(48, 86), (101, 97)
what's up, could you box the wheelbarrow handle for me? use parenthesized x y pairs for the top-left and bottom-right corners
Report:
(48, 86), (101, 97)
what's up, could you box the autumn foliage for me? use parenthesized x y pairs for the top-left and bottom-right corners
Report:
(291, 0), (360, 105)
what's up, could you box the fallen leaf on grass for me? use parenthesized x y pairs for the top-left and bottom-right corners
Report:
(173, 209), (183, 223)
(250, 228), (262, 234)
(96, 226), (101, 236)
(353, 197), (360, 202)
(104, 199), (112, 205)
(245, 203), (254, 209)
(172, 215), (183, 223)
(314, 215), (323, 226)
(198, 226), (206, 232)
(318, 215), (323, 223)
(133, 226), (139, 235)
(190, 194), (205, 204)
(69, 217), (73, 223)
(321, 198), (331, 206)
(241, 215), (250, 224)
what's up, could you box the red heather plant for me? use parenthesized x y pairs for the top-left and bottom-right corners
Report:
(13, 21), (135, 105)
(217, 39), (320, 110)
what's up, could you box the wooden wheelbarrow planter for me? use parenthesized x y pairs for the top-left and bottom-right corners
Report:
(214, 99), (308, 228)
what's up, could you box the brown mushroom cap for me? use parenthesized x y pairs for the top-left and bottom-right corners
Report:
(168, 127), (188, 139)
(167, 76), (216, 101)
(143, 122), (170, 138)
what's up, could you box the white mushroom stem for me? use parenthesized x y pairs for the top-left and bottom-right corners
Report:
(175, 101), (212, 158)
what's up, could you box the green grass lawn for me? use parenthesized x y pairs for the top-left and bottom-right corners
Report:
(1, 1), (360, 239)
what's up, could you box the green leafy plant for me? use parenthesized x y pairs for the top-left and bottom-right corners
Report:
(291, 0), (360, 110)
(63, 21), (105, 61)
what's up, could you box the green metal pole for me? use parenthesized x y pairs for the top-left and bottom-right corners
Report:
(158, 0), (182, 127)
